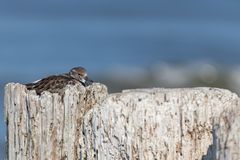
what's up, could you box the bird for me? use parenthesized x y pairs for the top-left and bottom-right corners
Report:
(25, 67), (93, 95)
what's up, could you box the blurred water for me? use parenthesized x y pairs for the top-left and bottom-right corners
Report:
(1, 0), (240, 158)
(1, 1), (240, 74)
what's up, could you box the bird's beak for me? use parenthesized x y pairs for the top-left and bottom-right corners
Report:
(84, 76), (93, 86)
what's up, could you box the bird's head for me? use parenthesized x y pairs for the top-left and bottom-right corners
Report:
(69, 67), (93, 86)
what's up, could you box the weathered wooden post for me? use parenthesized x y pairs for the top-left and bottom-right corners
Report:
(5, 83), (240, 159)
(4, 83), (108, 160)
(78, 88), (240, 160)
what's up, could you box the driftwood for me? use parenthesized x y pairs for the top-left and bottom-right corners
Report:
(4, 83), (240, 160)
(4, 83), (108, 160)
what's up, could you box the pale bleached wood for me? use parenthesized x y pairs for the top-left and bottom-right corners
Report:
(5, 84), (240, 160)
(4, 83), (108, 160)
(79, 88), (240, 160)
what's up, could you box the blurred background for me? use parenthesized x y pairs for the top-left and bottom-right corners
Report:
(1, 0), (240, 157)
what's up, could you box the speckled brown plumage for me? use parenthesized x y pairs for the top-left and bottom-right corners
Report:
(25, 67), (93, 95)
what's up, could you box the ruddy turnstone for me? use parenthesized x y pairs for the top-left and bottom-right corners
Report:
(25, 67), (93, 95)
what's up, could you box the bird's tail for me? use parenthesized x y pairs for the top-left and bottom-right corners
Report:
(25, 83), (36, 90)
